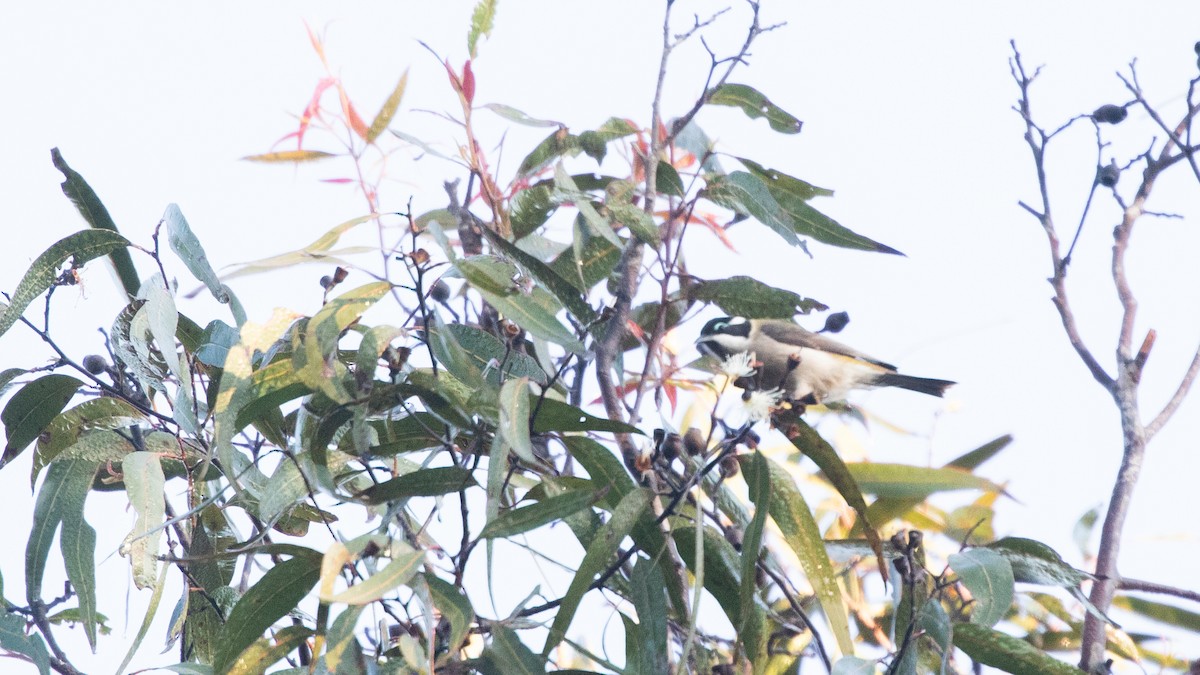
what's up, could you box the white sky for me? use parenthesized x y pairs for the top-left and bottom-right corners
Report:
(3, 1), (1200, 672)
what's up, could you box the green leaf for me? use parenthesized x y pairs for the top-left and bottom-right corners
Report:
(454, 255), (584, 352)
(510, 184), (558, 239)
(369, 412), (450, 456)
(672, 524), (762, 630)
(358, 466), (475, 504)
(26, 459), (96, 602)
(480, 103), (560, 128)
(846, 463), (1002, 498)
(863, 435), (1011, 528)
(299, 281), (392, 402)
(0, 229), (131, 339)
(49, 458), (101, 648)
(949, 549), (1014, 627)
(984, 537), (1089, 587)
(213, 555), (321, 674)
(543, 488), (651, 655)
(790, 421), (886, 578)
(548, 233), (621, 292)
(554, 165), (621, 247)
(706, 83), (803, 134)
(655, 162), (685, 197)
(529, 398), (640, 435)
(163, 204), (230, 305)
(50, 148), (140, 297)
(488, 625), (545, 673)
(423, 574), (475, 651)
(121, 452), (166, 590)
(687, 276), (826, 319)
(518, 127), (578, 177)
(478, 226), (597, 324)
(480, 489), (600, 539)
(629, 558), (668, 675)
(499, 377), (534, 463)
(564, 437), (687, 616)
(2, 374), (83, 467)
(1112, 595), (1200, 631)
(770, 188), (902, 255)
(366, 70), (409, 143)
(952, 623), (1085, 674)
(738, 158), (833, 201)
(740, 452), (770, 663)
(325, 546), (425, 604)
(703, 171), (800, 246)
(0, 612), (50, 675)
(742, 454), (853, 655)
(467, 0), (497, 58)
(446, 323), (550, 385)
(226, 625), (313, 675)
(195, 319), (239, 367)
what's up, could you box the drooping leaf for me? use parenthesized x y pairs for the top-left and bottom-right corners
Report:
(706, 83), (803, 134)
(241, 150), (338, 163)
(114, 556), (170, 675)
(2, 374), (83, 467)
(543, 488), (651, 655)
(423, 574), (475, 652)
(790, 420), (886, 579)
(687, 276), (826, 319)
(31, 395), (144, 489)
(467, 0), (498, 58)
(1111, 595), (1200, 632)
(564, 437), (687, 616)
(740, 452), (770, 662)
(26, 459), (100, 647)
(121, 452), (166, 590)
(629, 557), (669, 675)
(554, 165), (621, 247)
(0, 229), (131, 339)
(847, 463), (1002, 498)
(949, 549), (1014, 627)
(480, 489), (600, 539)
(297, 281), (392, 402)
(952, 623), (1085, 674)
(770, 188), (902, 255)
(671, 524), (766, 634)
(323, 546), (424, 605)
(499, 377), (534, 463)
(741, 454), (854, 655)
(530, 398), (642, 435)
(213, 555), (322, 674)
(50, 148), (141, 297)
(518, 127), (578, 177)
(703, 171), (800, 246)
(366, 70), (409, 143)
(358, 466), (476, 504)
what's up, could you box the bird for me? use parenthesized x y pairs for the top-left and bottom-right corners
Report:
(695, 316), (954, 404)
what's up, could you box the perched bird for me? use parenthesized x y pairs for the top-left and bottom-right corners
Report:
(695, 316), (954, 403)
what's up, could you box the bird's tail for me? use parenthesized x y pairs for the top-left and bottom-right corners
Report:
(874, 373), (955, 397)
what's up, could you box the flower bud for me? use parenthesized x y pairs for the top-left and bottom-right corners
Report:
(1092, 104), (1127, 125)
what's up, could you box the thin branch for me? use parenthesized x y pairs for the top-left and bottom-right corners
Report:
(1146, 342), (1200, 439)
(1118, 577), (1200, 604)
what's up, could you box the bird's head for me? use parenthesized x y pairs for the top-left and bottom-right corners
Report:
(695, 316), (752, 360)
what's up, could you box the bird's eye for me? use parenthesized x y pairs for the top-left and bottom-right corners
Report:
(713, 320), (727, 331)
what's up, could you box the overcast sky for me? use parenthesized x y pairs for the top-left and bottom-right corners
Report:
(3, 2), (1200, 672)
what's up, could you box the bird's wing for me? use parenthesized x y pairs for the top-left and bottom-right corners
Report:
(757, 322), (897, 370)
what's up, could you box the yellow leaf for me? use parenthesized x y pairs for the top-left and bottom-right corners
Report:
(242, 150), (338, 163)
(367, 70), (409, 143)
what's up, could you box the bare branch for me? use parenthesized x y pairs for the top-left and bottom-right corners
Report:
(1146, 342), (1200, 439)
(1118, 577), (1200, 604)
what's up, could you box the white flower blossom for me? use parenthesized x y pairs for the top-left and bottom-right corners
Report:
(720, 352), (757, 379)
(742, 387), (783, 422)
